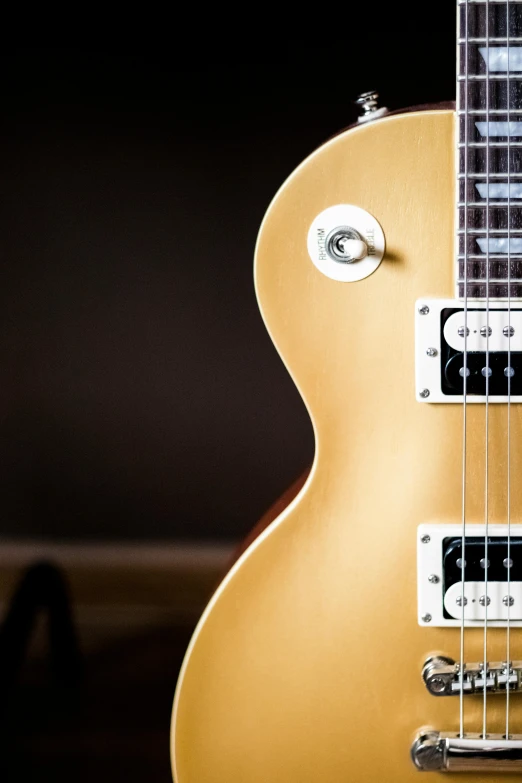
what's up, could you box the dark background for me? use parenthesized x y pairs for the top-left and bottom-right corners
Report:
(0, 32), (456, 542)
(0, 18), (460, 783)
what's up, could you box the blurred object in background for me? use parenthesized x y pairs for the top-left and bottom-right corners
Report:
(0, 540), (231, 781)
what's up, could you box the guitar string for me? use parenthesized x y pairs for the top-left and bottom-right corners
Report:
(506, 0), (512, 738)
(460, 0), (470, 739)
(483, 0), (491, 739)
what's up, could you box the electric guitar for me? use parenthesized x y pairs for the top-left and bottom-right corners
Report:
(171, 3), (522, 779)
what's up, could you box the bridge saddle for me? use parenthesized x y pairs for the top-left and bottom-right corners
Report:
(423, 656), (522, 697)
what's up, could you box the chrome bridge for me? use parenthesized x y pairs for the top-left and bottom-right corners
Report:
(423, 656), (522, 697)
(412, 732), (522, 773)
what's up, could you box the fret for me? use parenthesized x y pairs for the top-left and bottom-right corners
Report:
(458, 109), (522, 113)
(460, 142), (522, 146)
(459, 172), (522, 177)
(459, 38), (522, 42)
(458, 75), (522, 80)
(458, 229), (522, 234)
(459, 2), (522, 5)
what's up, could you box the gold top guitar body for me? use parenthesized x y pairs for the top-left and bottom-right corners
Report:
(171, 104), (522, 781)
(171, 6), (522, 775)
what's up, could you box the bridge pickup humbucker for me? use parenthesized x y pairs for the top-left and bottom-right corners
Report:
(418, 524), (522, 627)
(415, 298), (522, 402)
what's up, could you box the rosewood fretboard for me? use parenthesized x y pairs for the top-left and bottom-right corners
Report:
(459, 0), (522, 297)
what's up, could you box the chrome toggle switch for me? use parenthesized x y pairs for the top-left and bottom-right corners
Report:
(307, 204), (385, 283)
(325, 227), (368, 264)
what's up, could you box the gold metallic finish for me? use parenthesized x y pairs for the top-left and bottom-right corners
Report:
(171, 110), (522, 782)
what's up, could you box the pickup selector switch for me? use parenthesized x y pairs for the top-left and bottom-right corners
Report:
(307, 204), (385, 282)
(325, 227), (368, 264)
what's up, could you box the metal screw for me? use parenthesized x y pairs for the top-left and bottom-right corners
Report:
(426, 347), (438, 357)
(503, 596), (515, 606)
(458, 326), (470, 337)
(479, 595), (491, 607)
(482, 366), (492, 378)
(421, 535), (431, 544)
(480, 326), (492, 337)
(429, 677), (447, 693)
(428, 574), (440, 584)
(422, 614), (432, 623)
(459, 367), (470, 378)
(504, 558), (513, 568)
(504, 325), (515, 337)
(456, 557), (466, 569)
(420, 389), (430, 398)
(418, 305), (430, 315)
(480, 558), (490, 569)
(505, 367), (515, 378)
(456, 596), (468, 607)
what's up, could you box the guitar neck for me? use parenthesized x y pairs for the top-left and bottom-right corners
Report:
(458, 0), (522, 298)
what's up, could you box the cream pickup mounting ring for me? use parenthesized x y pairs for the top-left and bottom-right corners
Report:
(415, 299), (522, 403)
(307, 204), (385, 282)
(417, 523), (522, 627)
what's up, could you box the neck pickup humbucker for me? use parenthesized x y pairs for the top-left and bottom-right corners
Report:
(416, 299), (522, 402)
